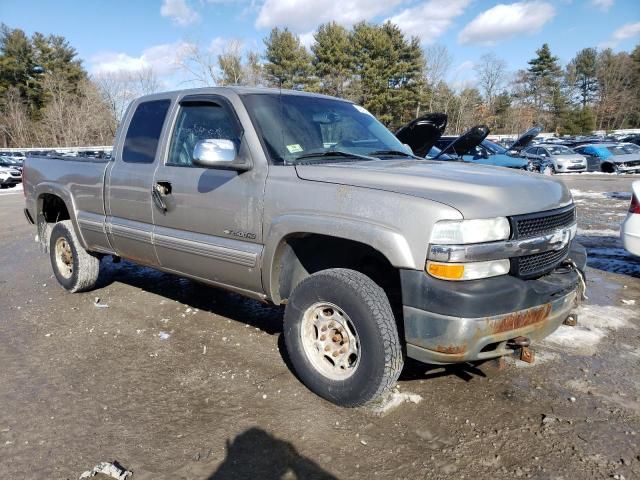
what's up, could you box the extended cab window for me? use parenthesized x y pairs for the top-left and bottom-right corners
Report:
(167, 101), (241, 167)
(122, 100), (171, 164)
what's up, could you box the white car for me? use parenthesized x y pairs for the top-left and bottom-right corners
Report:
(622, 181), (640, 256)
(0, 166), (22, 188)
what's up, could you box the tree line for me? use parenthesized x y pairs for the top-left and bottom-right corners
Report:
(1, 22), (639, 148)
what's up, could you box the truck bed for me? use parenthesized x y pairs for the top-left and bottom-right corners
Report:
(24, 155), (112, 251)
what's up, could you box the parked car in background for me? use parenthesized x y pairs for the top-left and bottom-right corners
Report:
(620, 135), (640, 147)
(0, 165), (22, 187)
(522, 144), (587, 173)
(0, 155), (23, 172)
(622, 181), (640, 256)
(573, 143), (640, 173)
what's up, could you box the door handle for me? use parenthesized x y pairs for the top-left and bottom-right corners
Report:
(152, 182), (171, 213)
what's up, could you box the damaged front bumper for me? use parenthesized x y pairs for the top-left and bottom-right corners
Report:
(400, 242), (586, 365)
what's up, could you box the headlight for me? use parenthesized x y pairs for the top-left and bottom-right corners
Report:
(426, 259), (511, 281)
(430, 217), (510, 244)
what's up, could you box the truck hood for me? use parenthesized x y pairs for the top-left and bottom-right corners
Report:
(295, 159), (572, 218)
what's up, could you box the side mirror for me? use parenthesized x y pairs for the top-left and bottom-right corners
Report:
(193, 139), (242, 169)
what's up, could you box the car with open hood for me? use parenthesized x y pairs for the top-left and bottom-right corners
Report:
(429, 125), (539, 170)
(573, 143), (640, 173)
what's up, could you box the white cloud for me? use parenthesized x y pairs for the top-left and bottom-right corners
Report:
(599, 21), (640, 48)
(385, 0), (471, 43)
(161, 0), (200, 26)
(458, 1), (556, 45)
(255, 0), (403, 33)
(90, 41), (193, 77)
(591, 0), (614, 11)
(298, 31), (315, 50)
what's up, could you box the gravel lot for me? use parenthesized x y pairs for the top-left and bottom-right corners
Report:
(0, 174), (639, 480)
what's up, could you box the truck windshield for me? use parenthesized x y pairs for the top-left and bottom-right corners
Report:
(241, 93), (412, 165)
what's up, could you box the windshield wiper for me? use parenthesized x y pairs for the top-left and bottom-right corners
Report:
(292, 150), (378, 164)
(368, 150), (422, 159)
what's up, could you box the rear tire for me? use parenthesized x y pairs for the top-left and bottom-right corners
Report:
(283, 268), (403, 407)
(49, 220), (100, 293)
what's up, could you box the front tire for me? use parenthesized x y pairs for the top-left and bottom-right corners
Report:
(49, 220), (100, 293)
(284, 268), (403, 407)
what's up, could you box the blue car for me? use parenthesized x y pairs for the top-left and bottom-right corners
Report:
(574, 143), (640, 173)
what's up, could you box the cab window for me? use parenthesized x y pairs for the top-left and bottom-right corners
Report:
(122, 100), (171, 164)
(167, 101), (242, 167)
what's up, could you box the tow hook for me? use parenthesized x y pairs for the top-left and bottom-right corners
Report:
(507, 336), (535, 364)
(563, 313), (578, 326)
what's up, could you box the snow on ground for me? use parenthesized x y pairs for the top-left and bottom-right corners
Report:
(0, 183), (22, 195)
(571, 189), (608, 199)
(542, 304), (638, 356)
(577, 228), (620, 237)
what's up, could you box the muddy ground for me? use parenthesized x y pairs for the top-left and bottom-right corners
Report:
(1, 174), (639, 480)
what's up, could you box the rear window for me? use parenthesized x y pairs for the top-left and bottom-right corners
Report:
(122, 100), (171, 164)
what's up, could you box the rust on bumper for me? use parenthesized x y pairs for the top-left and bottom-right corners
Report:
(489, 303), (551, 335)
(404, 290), (577, 365)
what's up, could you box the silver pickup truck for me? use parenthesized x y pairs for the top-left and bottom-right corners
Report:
(24, 87), (586, 407)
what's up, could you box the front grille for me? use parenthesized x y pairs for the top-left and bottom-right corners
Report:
(514, 244), (570, 278)
(10, 172), (20, 177)
(511, 205), (576, 240)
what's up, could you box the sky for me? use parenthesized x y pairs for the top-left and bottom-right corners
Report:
(1, 0), (639, 89)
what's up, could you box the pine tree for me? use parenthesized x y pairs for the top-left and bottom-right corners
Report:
(263, 27), (314, 90)
(311, 22), (352, 97)
(567, 48), (598, 108)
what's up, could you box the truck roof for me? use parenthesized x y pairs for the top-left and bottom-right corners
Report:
(136, 86), (351, 103)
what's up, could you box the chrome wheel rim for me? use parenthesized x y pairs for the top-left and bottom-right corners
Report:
(54, 237), (73, 279)
(300, 302), (360, 380)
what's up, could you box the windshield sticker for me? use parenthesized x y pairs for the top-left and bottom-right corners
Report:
(353, 105), (373, 116)
(286, 144), (304, 153)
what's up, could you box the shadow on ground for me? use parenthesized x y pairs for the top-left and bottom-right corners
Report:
(96, 258), (285, 334)
(208, 427), (338, 480)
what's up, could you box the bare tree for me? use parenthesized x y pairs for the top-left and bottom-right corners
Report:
(178, 42), (219, 86)
(35, 73), (115, 147)
(474, 53), (507, 110)
(94, 67), (161, 127)
(424, 44), (452, 87)
(0, 87), (32, 147)
(218, 40), (244, 86)
(244, 50), (264, 87)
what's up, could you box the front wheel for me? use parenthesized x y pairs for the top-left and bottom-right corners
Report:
(283, 268), (403, 407)
(49, 220), (100, 292)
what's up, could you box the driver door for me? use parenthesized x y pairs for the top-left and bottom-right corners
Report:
(151, 94), (267, 294)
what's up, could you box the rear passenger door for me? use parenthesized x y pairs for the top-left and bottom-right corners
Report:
(151, 94), (267, 294)
(106, 99), (172, 266)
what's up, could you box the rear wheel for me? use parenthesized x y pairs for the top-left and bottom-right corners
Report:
(284, 268), (403, 407)
(49, 220), (100, 292)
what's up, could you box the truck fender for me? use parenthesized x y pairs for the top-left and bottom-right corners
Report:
(262, 213), (417, 302)
(33, 183), (87, 251)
